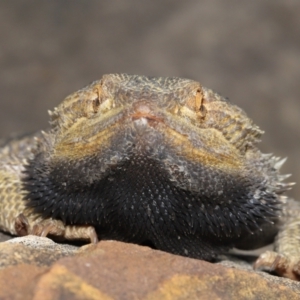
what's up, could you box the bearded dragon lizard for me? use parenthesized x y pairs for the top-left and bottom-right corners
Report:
(0, 74), (299, 280)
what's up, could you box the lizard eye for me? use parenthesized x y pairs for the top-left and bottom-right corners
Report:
(83, 98), (100, 118)
(196, 89), (207, 119)
(199, 100), (207, 118)
(92, 98), (100, 113)
(80, 88), (102, 118)
(89, 86), (102, 114)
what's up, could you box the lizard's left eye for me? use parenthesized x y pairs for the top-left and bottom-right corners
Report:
(83, 90), (102, 117)
(90, 86), (102, 114)
(199, 100), (207, 118)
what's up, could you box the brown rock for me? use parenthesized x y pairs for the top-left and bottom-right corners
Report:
(0, 264), (47, 300)
(0, 238), (299, 299)
(29, 241), (300, 299)
(0, 235), (78, 268)
(0, 236), (79, 299)
(33, 265), (113, 300)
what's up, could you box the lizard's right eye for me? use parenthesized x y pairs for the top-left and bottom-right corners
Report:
(198, 100), (207, 119)
(196, 89), (207, 119)
(92, 98), (100, 113)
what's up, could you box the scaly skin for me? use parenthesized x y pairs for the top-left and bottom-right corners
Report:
(0, 74), (299, 280)
(0, 133), (98, 242)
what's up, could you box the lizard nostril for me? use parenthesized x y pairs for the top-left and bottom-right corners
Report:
(134, 102), (152, 114)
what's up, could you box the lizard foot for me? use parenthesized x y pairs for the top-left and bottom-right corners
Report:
(254, 250), (300, 281)
(14, 213), (98, 244)
(14, 213), (30, 236)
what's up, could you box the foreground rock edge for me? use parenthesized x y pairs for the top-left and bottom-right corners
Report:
(0, 236), (299, 299)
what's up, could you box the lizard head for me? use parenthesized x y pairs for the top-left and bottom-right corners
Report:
(23, 74), (291, 257)
(48, 74), (263, 165)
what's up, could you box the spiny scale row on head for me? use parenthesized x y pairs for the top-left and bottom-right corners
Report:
(107, 73), (196, 94)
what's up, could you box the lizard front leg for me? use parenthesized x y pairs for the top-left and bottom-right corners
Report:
(14, 212), (98, 243)
(0, 136), (98, 244)
(254, 199), (300, 280)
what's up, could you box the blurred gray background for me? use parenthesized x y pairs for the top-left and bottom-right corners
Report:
(0, 0), (299, 199)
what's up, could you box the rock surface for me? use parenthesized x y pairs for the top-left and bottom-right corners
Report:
(0, 236), (299, 300)
(0, 236), (78, 268)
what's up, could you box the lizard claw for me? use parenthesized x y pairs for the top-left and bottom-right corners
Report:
(32, 222), (62, 237)
(14, 214), (98, 244)
(254, 250), (300, 281)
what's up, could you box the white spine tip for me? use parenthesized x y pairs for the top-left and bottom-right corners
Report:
(274, 157), (287, 170)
